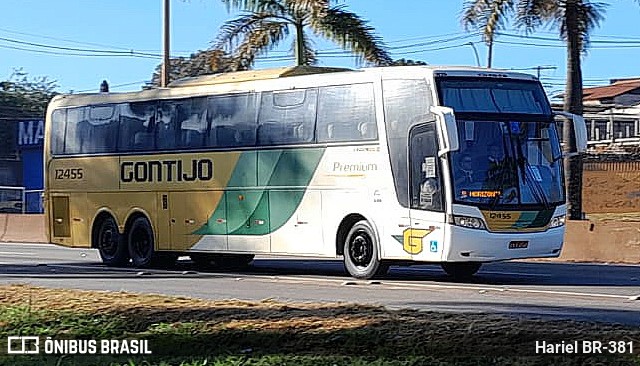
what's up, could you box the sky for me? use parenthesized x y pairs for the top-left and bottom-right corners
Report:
(2, 0), (640, 97)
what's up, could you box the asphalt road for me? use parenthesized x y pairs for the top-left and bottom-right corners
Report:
(1, 242), (639, 326)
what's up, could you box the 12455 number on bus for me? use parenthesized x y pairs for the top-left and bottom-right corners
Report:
(54, 168), (84, 180)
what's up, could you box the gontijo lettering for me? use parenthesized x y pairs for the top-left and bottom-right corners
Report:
(121, 159), (214, 183)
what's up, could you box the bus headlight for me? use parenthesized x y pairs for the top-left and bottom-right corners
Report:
(549, 215), (566, 228)
(452, 215), (486, 230)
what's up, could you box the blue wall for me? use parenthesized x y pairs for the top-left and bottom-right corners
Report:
(21, 149), (43, 213)
(16, 120), (44, 213)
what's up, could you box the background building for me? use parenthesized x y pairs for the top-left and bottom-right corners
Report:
(0, 119), (43, 213)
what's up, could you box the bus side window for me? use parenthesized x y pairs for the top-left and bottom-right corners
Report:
(119, 101), (156, 151)
(50, 109), (66, 154)
(208, 93), (257, 148)
(78, 105), (119, 154)
(215, 126), (241, 147)
(256, 121), (280, 145)
(258, 89), (317, 145)
(177, 97), (207, 149)
(358, 122), (376, 140)
(156, 102), (178, 150)
(317, 83), (376, 143)
(64, 107), (86, 154)
(383, 79), (433, 208)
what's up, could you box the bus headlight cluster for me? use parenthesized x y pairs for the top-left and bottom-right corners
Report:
(549, 215), (566, 228)
(453, 215), (486, 230)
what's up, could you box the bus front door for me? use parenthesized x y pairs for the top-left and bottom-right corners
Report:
(408, 123), (446, 261)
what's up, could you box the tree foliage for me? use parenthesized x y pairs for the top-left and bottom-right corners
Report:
(216, 0), (392, 69)
(0, 69), (58, 119)
(462, 0), (513, 38)
(461, 0), (606, 67)
(389, 58), (427, 66)
(0, 69), (57, 159)
(149, 49), (236, 86)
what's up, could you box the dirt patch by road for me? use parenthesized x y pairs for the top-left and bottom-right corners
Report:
(583, 162), (640, 214)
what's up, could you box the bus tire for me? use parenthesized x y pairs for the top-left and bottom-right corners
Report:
(212, 254), (255, 269)
(343, 220), (385, 279)
(441, 262), (482, 279)
(95, 215), (129, 267)
(127, 216), (156, 268)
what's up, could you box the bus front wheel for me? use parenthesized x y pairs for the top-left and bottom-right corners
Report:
(95, 216), (129, 267)
(441, 262), (482, 279)
(127, 216), (156, 268)
(343, 220), (387, 279)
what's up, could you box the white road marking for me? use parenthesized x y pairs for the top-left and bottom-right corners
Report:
(247, 275), (636, 300)
(0, 251), (36, 256)
(0, 243), (57, 248)
(504, 287), (632, 300)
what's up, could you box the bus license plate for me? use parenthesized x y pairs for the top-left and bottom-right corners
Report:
(508, 241), (528, 249)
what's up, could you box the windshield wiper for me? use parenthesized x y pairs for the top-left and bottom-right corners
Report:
(489, 122), (515, 210)
(515, 141), (550, 210)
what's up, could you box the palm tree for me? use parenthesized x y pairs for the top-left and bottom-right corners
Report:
(518, 0), (606, 220)
(216, 0), (392, 70)
(461, 0), (514, 67)
(461, 0), (607, 220)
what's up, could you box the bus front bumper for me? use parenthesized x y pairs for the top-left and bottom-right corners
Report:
(444, 225), (565, 262)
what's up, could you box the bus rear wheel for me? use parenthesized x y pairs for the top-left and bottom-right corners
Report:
(95, 216), (129, 267)
(127, 216), (156, 268)
(441, 262), (482, 279)
(343, 220), (387, 279)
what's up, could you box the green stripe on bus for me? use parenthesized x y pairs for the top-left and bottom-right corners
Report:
(530, 209), (554, 227)
(511, 209), (554, 229)
(194, 148), (325, 236)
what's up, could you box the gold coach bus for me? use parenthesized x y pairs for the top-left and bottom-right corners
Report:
(44, 65), (586, 279)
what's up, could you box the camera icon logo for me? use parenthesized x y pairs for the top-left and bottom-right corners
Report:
(7, 336), (39, 354)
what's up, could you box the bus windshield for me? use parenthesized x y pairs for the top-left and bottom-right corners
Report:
(435, 76), (563, 208)
(436, 77), (551, 115)
(450, 119), (564, 207)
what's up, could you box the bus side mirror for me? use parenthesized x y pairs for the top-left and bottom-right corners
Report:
(555, 112), (587, 155)
(430, 106), (459, 156)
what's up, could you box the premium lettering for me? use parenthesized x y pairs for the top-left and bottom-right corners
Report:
(121, 159), (213, 183)
(332, 162), (378, 172)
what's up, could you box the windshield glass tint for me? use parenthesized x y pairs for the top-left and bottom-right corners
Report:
(437, 78), (551, 115)
(451, 120), (564, 206)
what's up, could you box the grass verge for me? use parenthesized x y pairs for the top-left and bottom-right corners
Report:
(0, 284), (638, 365)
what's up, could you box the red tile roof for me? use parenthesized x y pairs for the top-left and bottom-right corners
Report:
(583, 79), (640, 101)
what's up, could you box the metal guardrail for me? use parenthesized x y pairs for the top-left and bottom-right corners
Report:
(583, 161), (640, 172)
(0, 186), (43, 214)
(587, 137), (640, 146)
(557, 112), (640, 146)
